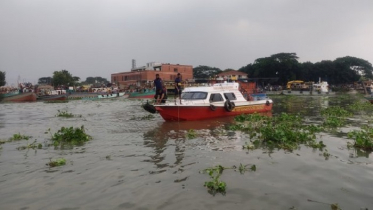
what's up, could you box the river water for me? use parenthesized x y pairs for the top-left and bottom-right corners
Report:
(0, 95), (372, 210)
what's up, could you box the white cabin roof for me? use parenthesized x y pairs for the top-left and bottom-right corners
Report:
(184, 82), (239, 92)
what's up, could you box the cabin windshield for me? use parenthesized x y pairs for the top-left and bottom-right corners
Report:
(223, 93), (237, 101)
(181, 92), (208, 100)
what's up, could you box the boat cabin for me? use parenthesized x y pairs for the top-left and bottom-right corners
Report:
(180, 82), (245, 104)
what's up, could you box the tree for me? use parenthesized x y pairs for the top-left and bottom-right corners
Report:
(334, 56), (373, 80)
(83, 76), (109, 84)
(239, 52), (300, 85)
(193, 65), (222, 79)
(52, 70), (80, 87)
(38, 77), (52, 85)
(0, 71), (5, 86)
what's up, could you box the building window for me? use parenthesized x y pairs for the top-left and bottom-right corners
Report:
(174, 68), (178, 72)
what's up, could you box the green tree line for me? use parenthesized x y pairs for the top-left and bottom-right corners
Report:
(37, 70), (109, 87)
(0, 71), (5, 86)
(193, 53), (373, 85)
(238, 53), (373, 85)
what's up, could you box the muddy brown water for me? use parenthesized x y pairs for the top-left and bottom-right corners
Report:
(0, 95), (372, 210)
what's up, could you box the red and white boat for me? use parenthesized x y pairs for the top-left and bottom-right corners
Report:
(143, 82), (273, 121)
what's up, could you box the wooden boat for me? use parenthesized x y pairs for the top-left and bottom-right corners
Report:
(143, 82), (273, 121)
(0, 90), (20, 98)
(97, 92), (126, 99)
(129, 89), (156, 99)
(67, 92), (101, 100)
(1, 92), (37, 102)
(38, 94), (68, 101)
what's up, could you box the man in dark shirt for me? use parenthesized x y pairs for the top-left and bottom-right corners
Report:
(174, 73), (182, 105)
(153, 74), (163, 102)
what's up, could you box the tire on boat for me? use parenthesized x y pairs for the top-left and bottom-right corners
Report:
(210, 104), (216, 111)
(143, 102), (157, 114)
(224, 100), (234, 112)
(266, 100), (270, 106)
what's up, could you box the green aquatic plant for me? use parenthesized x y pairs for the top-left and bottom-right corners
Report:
(242, 142), (255, 150)
(56, 110), (74, 117)
(237, 163), (256, 174)
(10, 133), (31, 141)
(320, 106), (352, 129)
(233, 113), (324, 152)
(347, 101), (373, 112)
(322, 116), (346, 128)
(201, 164), (256, 195)
(16, 140), (42, 150)
(50, 126), (92, 147)
(202, 165), (227, 195)
(320, 106), (352, 118)
(307, 140), (326, 150)
(130, 114), (155, 120)
(55, 110), (82, 118)
(140, 114), (155, 120)
(186, 129), (197, 139)
(347, 125), (373, 151)
(47, 158), (66, 167)
(307, 199), (341, 210)
(321, 149), (331, 160)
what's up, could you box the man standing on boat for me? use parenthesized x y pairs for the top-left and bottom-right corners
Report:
(153, 74), (163, 102)
(155, 85), (167, 104)
(174, 73), (182, 105)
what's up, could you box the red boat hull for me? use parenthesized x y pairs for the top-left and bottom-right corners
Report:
(2, 92), (37, 102)
(155, 104), (273, 121)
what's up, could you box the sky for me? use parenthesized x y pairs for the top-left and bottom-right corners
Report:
(0, 0), (372, 86)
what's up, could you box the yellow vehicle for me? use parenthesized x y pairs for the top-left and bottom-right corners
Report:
(286, 80), (314, 90)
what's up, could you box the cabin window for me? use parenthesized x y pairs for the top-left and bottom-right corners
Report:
(181, 92), (207, 100)
(209, 93), (224, 102)
(223, 93), (237, 101)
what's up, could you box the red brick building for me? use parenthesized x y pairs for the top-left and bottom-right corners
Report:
(111, 62), (193, 88)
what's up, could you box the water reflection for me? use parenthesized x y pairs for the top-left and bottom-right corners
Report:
(0, 113), (4, 128)
(272, 96), (331, 115)
(143, 117), (236, 143)
(349, 147), (371, 158)
(142, 118), (236, 168)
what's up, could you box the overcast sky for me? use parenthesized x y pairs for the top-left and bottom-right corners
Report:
(1, 0), (372, 85)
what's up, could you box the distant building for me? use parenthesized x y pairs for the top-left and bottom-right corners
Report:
(111, 61), (193, 88)
(216, 70), (248, 81)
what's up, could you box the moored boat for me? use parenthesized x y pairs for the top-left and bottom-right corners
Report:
(143, 82), (273, 121)
(1, 92), (37, 102)
(97, 92), (126, 99)
(282, 81), (334, 95)
(129, 89), (156, 99)
(38, 94), (68, 101)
